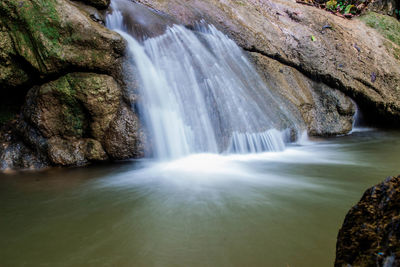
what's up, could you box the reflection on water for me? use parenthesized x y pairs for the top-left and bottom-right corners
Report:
(1, 130), (400, 266)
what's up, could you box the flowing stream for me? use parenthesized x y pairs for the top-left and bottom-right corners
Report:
(1, 130), (400, 266)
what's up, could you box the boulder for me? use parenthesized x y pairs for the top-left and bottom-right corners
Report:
(103, 104), (144, 160)
(250, 53), (355, 136)
(336, 175), (400, 266)
(16, 73), (143, 167)
(0, 0), (124, 90)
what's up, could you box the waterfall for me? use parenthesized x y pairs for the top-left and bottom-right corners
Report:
(349, 101), (373, 133)
(107, 0), (301, 159)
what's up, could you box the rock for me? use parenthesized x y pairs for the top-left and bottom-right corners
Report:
(108, 0), (177, 41)
(47, 137), (107, 166)
(70, 1), (107, 25)
(335, 175), (400, 266)
(15, 72), (142, 167)
(74, 0), (110, 10)
(250, 53), (355, 136)
(367, 0), (399, 17)
(135, 0), (400, 127)
(0, 0), (126, 140)
(0, 0), (125, 90)
(21, 73), (120, 140)
(103, 104), (144, 159)
(0, 122), (49, 170)
(359, 12), (400, 61)
(0, 27), (30, 88)
(0, 0), (146, 171)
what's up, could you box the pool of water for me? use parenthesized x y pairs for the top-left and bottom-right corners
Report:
(1, 130), (399, 266)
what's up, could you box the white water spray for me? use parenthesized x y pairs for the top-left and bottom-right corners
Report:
(107, 0), (302, 159)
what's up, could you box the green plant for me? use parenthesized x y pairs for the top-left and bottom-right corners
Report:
(326, 0), (337, 10)
(324, 0), (358, 15)
(344, 4), (355, 14)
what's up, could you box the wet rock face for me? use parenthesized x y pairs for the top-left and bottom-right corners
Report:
(103, 104), (144, 159)
(135, 0), (400, 129)
(0, 0), (144, 170)
(0, 122), (49, 170)
(250, 53), (355, 136)
(335, 175), (400, 267)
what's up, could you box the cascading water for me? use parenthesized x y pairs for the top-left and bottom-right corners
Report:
(107, 0), (302, 159)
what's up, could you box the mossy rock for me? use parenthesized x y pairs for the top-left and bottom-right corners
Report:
(17, 72), (133, 167)
(360, 12), (400, 60)
(22, 72), (121, 139)
(0, 0), (125, 89)
(360, 12), (400, 46)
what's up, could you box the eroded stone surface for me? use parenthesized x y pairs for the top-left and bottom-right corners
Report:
(135, 0), (400, 127)
(250, 52), (355, 136)
(336, 175), (400, 266)
(0, 0), (125, 90)
(16, 73), (143, 167)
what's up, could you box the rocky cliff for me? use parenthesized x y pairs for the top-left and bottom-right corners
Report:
(0, 0), (143, 170)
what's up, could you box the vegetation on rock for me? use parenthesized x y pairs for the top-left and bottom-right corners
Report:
(360, 12), (400, 60)
(360, 12), (400, 45)
(0, 0), (143, 170)
(297, 0), (399, 19)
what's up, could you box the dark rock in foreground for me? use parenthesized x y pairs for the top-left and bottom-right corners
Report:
(336, 175), (400, 267)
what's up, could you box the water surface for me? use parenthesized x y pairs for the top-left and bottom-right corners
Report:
(1, 130), (400, 266)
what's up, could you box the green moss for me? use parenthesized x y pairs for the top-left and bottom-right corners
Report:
(55, 77), (85, 136)
(20, 0), (60, 45)
(40, 75), (86, 137)
(62, 105), (85, 136)
(0, 0), (63, 72)
(233, 0), (246, 6)
(385, 41), (400, 60)
(360, 12), (400, 61)
(360, 12), (400, 47)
